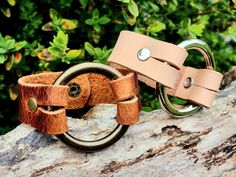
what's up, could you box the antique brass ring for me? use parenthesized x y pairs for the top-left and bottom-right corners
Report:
(51, 62), (129, 151)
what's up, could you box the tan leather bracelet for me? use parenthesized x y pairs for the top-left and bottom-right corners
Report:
(108, 30), (223, 108)
(18, 70), (139, 134)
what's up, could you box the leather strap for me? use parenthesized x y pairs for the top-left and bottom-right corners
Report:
(18, 72), (69, 135)
(108, 30), (223, 108)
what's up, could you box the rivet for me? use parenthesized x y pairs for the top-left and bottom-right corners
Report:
(183, 77), (193, 88)
(28, 97), (38, 112)
(137, 48), (151, 61)
(68, 83), (81, 98)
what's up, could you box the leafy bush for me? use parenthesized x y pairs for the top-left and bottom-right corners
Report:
(0, 0), (235, 134)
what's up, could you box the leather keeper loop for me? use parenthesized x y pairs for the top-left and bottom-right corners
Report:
(110, 73), (140, 125)
(116, 96), (140, 125)
(174, 85), (217, 107)
(177, 67), (223, 91)
(110, 73), (137, 101)
(167, 66), (223, 107)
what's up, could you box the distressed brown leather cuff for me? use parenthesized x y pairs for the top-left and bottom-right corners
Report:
(18, 71), (140, 134)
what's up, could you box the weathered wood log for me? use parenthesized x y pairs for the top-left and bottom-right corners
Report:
(0, 81), (236, 177)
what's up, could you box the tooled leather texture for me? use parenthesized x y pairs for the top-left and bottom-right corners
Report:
(18, 71), (136, 134)
(108, 30), (223, 108)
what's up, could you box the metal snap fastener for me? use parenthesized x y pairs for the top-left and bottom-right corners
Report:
(137, 48), (151, 61)
(183, 77), (193, 88)
(68, 83), (81, 97)
(28, 97), (38, 112)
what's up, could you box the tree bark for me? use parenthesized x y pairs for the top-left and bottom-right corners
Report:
(0, 81), (236, 177)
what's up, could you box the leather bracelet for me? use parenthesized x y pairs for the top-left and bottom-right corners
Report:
(108, 30), (223, 108)
(18, 64), (139, 135)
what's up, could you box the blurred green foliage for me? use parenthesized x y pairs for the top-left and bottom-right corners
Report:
(0, 0), (235, 134)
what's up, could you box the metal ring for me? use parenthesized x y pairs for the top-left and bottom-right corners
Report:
(158, 39), (215, 118)
(51, 62), (129, 151)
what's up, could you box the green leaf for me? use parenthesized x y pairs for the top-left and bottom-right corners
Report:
(42, 22), (54, 31)
(93, 9), (99, 18)
(84, 42), (94, 55)
(227, 25), (236, 35)
(0, 34), (5, 47)
(148, 21), (166, 34)
(37, 49), (54, 61)
(53, 30), (68, 47)
(233, 0), (236, 7)
(0, 48), (7, 54)
(98, 16), (111, 25)
(0, 55), (7, 64)
(94, 48), (102, 58)
(1, 8), (11, 18)
(6, 39), (15, 50)
(7, 0), (16, 6)
(49, 8), (59, 20)
(121, 9), (136, 25)
(61, 19), (78, 30)
(197, 15), (209, 26)
(93, 24), (101, 33)
(66, 49), (83, 59)
(9, 84), (18, 100)
(85, 19), (95, 25)
(79, 0), (89, 8)
(48, 46), (62, 56)
(188, 23), (205, 37)
(118, 0), (130, 3)
(14, 41), (27, 51)
(128, 0), (139, 17)
(5, 54), (14, 71)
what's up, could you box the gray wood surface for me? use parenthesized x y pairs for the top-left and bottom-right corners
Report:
(0, 81), (236, 177)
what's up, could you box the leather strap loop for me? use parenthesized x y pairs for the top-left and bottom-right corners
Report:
(181, 67), (222, 91)
(110, 73), (140, 125)
(116, 96), (140, 125)
(167, 66), (223, 107)
(110, 73), (137, 101)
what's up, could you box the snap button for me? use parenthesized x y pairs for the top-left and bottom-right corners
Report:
(137, 48), (150, 61)
(28, 97), (38, 112)
(183, 77), (193, 88)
